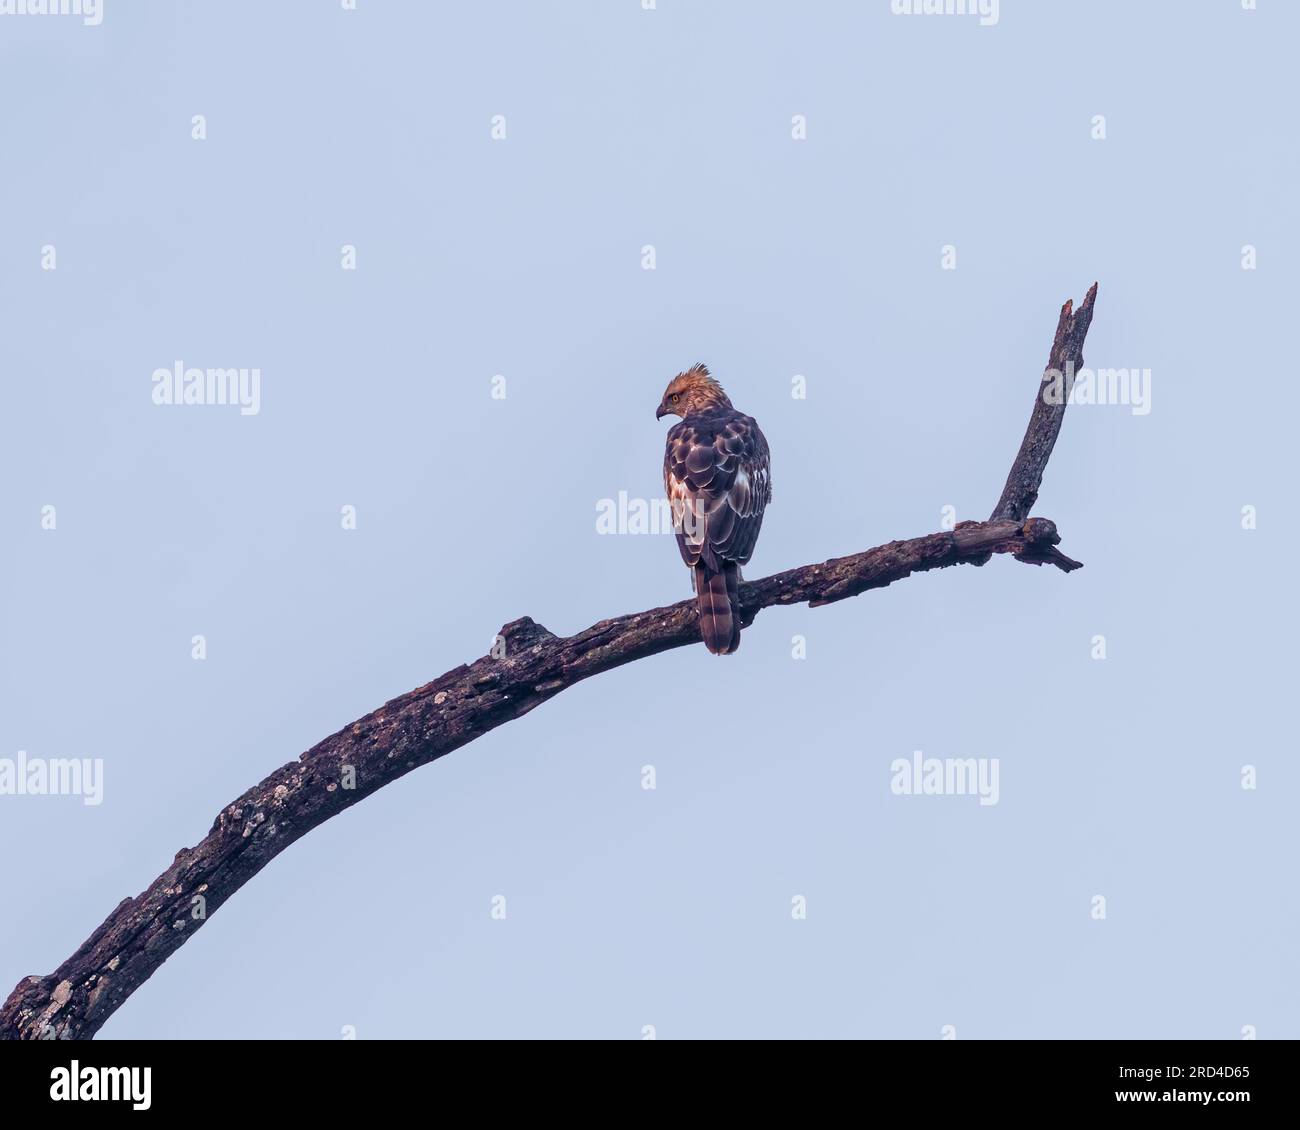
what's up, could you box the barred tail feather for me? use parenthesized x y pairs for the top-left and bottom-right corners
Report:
(724, 563), (741, 652)
(694, 563), (741, 655)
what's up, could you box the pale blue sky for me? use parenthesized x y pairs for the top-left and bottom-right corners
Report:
(2, 0), (1296, 1038)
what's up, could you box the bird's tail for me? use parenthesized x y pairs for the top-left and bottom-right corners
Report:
(694, 562), (742, 655)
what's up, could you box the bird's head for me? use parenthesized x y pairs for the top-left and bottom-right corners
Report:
(656, 363), (733, 421)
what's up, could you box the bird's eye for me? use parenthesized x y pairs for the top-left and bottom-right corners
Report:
(671, 393), (679, 403)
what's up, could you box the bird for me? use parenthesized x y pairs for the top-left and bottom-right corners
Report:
(657, 364), (772, 654)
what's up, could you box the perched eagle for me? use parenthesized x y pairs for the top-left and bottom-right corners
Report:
(657, 364), (772, 654)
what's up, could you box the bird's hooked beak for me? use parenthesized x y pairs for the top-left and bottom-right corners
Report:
(655, 403), (667, 420)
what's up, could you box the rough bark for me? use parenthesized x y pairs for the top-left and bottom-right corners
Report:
(992, 282), (1098, 522)
(1, 285), (1096, 1040)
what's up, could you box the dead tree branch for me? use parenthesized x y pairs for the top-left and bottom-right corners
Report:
(992, 282), (1098, 522)
(1, 285), (1097, 1040)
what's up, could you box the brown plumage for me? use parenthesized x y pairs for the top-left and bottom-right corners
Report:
(656, 364), (772, 654)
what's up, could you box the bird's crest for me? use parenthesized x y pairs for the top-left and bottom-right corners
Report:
(665, 363), (731, 410)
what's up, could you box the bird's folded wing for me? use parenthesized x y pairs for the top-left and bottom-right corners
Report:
(664, 414), (770, 569)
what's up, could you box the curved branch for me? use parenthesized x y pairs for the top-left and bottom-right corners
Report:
(1, 285), (1097, 1040)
